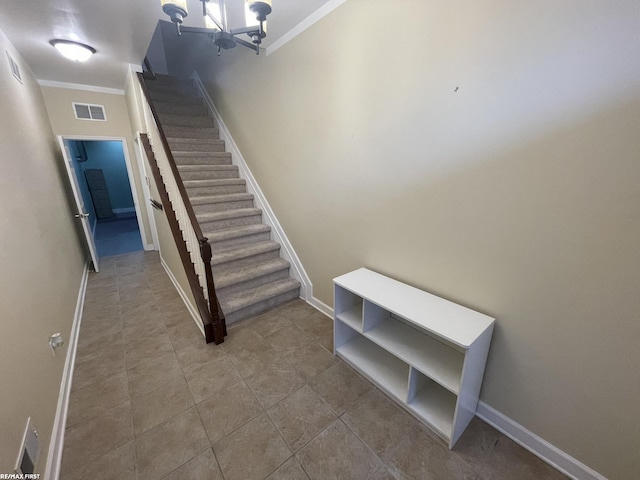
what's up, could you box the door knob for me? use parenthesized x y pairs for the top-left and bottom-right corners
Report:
(74, 212), (90, 218)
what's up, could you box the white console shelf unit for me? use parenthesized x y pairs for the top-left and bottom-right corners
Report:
(333, 268), (495, 448)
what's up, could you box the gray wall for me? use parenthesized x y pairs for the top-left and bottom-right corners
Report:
(170, 1), (640, 478)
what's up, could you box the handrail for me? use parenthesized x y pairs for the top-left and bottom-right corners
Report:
(136, 72), (225, 344)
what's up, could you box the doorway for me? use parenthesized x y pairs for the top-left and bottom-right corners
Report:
(63, 138), (144, 258)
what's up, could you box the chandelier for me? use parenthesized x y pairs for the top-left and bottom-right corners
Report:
(161, 0), (272, 55)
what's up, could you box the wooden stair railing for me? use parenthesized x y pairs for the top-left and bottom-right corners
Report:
(137, 72), (226, 344)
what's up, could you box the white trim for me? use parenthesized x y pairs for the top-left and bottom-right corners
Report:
(133, 133), (160, 251)
(44, 262), (90, 480)
(476, 401), (607, 480)
(160, 257), (206, 338)
(190, 71), (313, 302)
(308, 296), (333, 318)
(59, 135), (152, 252)
(38, 79), (125, 95)
(266, 0), (348, 56)
(128, 63), (143, 74)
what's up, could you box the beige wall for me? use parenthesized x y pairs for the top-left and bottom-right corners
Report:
(185, 1), (640, 478)
(40, 86), (153, 251)
(0, 27), (85, 472)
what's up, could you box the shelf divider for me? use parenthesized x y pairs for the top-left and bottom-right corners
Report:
(364, 318), (464, 394)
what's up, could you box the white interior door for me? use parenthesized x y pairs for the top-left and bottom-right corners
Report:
(59, 138), (100, 272)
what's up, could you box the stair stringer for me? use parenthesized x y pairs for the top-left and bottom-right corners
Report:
(190, 71), (313, 303)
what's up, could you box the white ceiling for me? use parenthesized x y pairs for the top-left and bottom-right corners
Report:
(0, 0), (334, 89)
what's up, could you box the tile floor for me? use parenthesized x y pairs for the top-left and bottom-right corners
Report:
(60, 251), (568, 480)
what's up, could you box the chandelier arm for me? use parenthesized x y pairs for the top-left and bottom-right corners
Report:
(229, 26), (264, 38)
(234, 37), (259, 52)
(178, 25), (218, 35)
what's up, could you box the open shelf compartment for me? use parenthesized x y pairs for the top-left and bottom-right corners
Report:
(407, 367), (456, 443)
(336, 333), (410, 403)
(334, 285), (364, 332)
(363, 302), (465, 394)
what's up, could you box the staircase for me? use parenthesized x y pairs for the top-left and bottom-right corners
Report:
(146, 74), (300, 324)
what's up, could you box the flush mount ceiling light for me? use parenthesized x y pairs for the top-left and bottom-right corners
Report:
(161, 0), (272, 55)
(50, 39), (96, 62)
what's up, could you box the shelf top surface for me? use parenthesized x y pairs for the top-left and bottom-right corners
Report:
(334, 268), (494, 348)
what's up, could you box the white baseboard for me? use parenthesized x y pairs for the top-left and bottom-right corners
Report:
(476, 401), (607, 480)
(190, 71), (313, 303)
(308, 296), (333, 318)
(160, 257), (206, 338)
(44, 262), (90, 480)
(143, 243), (156, 252)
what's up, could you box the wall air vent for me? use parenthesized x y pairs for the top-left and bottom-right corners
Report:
(6, 51), (22, 83)
(72, 102), (107, 121)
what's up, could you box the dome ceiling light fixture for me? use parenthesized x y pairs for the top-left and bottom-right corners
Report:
(50, 39), (96, 62)
(161, 0), (272, 55)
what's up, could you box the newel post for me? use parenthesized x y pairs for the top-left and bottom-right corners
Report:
(199, 238), (226, 344)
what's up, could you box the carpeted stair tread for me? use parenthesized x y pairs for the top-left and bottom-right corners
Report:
(190, 193), (254, 205)
(220, 277), (301, 315)
(184, 178), (246, 188)
(163, 125), (219, 138)
(178, 165), (238, 172)
(214, 257), (291, 289)
(158, 112), (214, 127)
(196, 207), (261, 223)
(203, 223), (271, 242)
(149, 86), (200, 99)
(211, 240), (280, 266)
(154, 102), (208, 117)
(149, 92), (203, 105)
(173, 152), (232, 165)
(169, 137), (224, 145)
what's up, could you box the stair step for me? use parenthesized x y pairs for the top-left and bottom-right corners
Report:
(211, 240), (280, 270)
(184, 178), (246, 195)
(150, 74), (194, 88)
(163, 125), (219, 139)
(221, 278), (301, 324)
(154, 101), (209, 117)
(148, 85), (200, 100)
(216, 258), (292, 295)
(190, 193), (254, 214)
(149, 91), (203, 106)
(204, 223), (271, 249)
(168, 138), (226, 153)
(177, 165), (238, 180)
(173, 152), (232, 166)
(147, 74), (301, 326)
(158, 112), (214, 127)
(197, 207), (262, 230)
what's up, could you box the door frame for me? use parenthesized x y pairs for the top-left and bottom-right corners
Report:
(57, 135), (154, 253)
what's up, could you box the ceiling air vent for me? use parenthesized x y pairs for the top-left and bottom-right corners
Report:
(72, 102), (107, 121)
